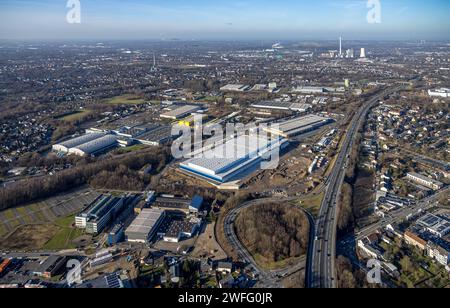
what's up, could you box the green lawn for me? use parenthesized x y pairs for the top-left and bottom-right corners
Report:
(43, 227), (84, 250)
(58, 110), (91, 122)
(54, 214), (76, 228)
(15, 207), (34, 224)
(7, 219), (21, 229)
(43, 215), (84, 250)
(105, 95), (146, 105)
(398, 267), (431, 288)
(0, 224), (8, 238)
(114, 144), (149, 154)
(3, 209), (16, 221)
(26, 203), (48, 222)
(298, 192), (324, 216)
(253, 254), (303, 271)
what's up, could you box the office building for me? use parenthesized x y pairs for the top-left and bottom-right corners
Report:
(75, 195), (125, 235)
(189, 195), (203, 214)
(108, 224), (125, 246)
(404, 231), (427, 251)
(406, 172), (444, 190)
(427, 242), (450, 267)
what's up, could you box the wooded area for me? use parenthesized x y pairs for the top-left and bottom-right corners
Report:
(235, 203), (309, 263)
(0, 148), (170, 210)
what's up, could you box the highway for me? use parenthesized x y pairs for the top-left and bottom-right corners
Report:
(307, 86), (404, 288)
(223, 197), (314, 288)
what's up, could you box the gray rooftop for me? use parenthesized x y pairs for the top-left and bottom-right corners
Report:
(125, 208), (165, 236)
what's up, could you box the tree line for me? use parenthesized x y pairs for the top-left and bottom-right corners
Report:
(0, 148), (170, 210)
(235, 203), (309, 263)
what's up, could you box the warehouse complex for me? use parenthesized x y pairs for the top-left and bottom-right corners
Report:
(180, 135), (289, 183)
(125, 208), (166, 243)
(53, 123), (174, 156)
(52, 132), (118, 157)
(264, 114), (333, 138)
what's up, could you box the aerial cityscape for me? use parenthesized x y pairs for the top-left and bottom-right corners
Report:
(0, 0), (449, 295)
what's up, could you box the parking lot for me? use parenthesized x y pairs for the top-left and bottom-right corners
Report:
(0, 188), (101, 239)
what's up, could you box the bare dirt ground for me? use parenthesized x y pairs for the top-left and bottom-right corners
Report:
(157, 166), (216, 193)
(0, 224), (60, 250)
(83, 256), (137, 281)
(192, 222), (227, 260)
(244, 147), (313, 195)
(282, 269), (306, 288)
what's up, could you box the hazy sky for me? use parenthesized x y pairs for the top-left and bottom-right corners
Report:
(0, 0), (449, 40)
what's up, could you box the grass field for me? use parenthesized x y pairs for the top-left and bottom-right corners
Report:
(298, 192), (324, 216)
(253, 254), (303, 271)
(114, 144), (149, 154)
(0, 224), (7, 238)
(43, 227), (84, 250)
(0, 212), (85, 251)
(105, 95), (146, 105)
(3, 209), (16, 221)
(0, 224), (60, 251)
(7, 218), (21, 230)
(15, 207), (34, 224)
(58, 110), (91, 122)
(43, 215), (84, 250)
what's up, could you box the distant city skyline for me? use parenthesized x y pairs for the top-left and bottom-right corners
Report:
(0, 0), (449, 40)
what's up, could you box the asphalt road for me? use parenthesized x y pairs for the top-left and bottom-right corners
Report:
(307, 86), (405, 288)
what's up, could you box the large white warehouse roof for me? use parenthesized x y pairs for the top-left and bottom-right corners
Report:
(69, 135), (118, 156)
(57, 133), (106, 150)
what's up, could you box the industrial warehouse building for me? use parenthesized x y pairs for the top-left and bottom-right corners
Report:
(53, 122), (174, 156)
(125, 208), (165, 243)
(180, 135), (289, 183)
(152, 195), (203, 215)
(135, 125), (174, 146)
(112, 123), (173, 146)
(34, 256), (67, 279)
(53, 132), (118, 157)
(220, 84), (250, 92)
(250, 101), (312, 112)
(53, 132), (107, 153)
(160, 105), (201, 120)
(264, 114), (333, 138)
(75, 195), (126, 235)
(159, 218), (201, 243)
(68, 134), (118, 156)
